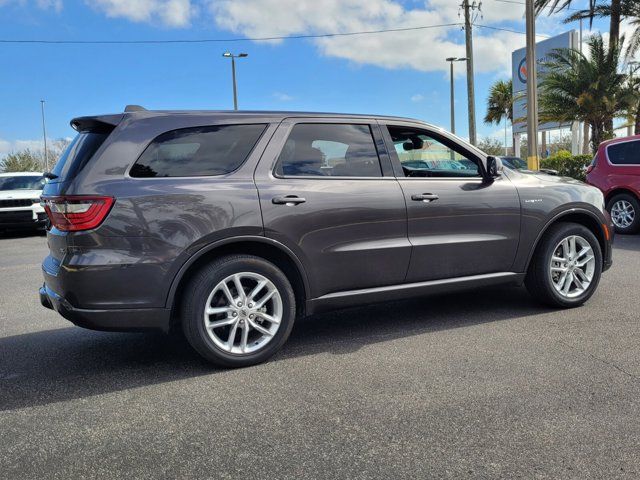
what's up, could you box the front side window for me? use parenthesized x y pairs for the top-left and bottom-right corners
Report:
(607, 140), (640, 165)
(276, 123), (382, 177)
(130, 124), (267, 178)
(387, 126), (481, 178)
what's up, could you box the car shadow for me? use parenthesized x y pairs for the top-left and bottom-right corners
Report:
(611, 234), (640, 253)
(0, 285), (549, 412)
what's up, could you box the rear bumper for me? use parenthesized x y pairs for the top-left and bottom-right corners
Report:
(39, 284), (171, 332)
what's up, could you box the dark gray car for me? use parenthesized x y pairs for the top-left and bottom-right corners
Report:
(39, 108), (613, 367)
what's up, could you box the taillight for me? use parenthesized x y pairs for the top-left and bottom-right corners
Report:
(42, 195), (114, 232)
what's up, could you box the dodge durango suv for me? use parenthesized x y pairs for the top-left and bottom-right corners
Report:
(40, 108), (613, 367)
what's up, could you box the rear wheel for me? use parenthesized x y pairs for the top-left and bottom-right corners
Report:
(181, 255), (296, 367)
(607, 193), (640, 234)
(525, 223), (602, 308)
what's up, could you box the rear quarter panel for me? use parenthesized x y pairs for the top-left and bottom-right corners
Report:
(45, 114), (278, 309)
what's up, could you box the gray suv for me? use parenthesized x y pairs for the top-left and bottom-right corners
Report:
(39, 108), (613, 367)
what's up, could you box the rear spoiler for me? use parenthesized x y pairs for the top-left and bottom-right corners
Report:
(70, 114), (123, 133)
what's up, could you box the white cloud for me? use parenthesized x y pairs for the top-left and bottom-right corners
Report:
(0, 139), (46, 158)
(89, 0), (193, 27)
(272, 92), (293, 101)
(410, 93), (425, 102)
(210, 0), (529, 75)
(36, 0), (62, 11)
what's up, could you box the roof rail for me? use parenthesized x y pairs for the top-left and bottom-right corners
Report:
(124, 105), (146, 112)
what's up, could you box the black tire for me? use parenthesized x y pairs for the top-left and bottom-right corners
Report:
(606, 193), (640, 234)
(525, 222), (602, 308)
(181, 254), (296, 368)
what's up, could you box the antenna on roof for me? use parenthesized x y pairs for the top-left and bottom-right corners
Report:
(124, 105), (146, 112)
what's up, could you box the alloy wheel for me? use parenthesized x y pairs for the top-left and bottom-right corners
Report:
(203, 272), (283, 355)
(610, 200), (635, 229)
(549, 235), (596, 299)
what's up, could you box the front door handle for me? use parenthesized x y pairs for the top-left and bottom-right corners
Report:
(411, 193), (439, 202)
(272, 195), (306, 206)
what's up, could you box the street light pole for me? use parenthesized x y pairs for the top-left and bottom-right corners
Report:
(463, 0), (478, 146)
(222, 52), (248, 110)
(525, 0), (539, 170)
(446, 57), (467, 135)
(40, 100), (48, 172)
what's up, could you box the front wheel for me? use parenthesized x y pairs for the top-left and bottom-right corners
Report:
(181, 255), (296, 367)
(525, 223), (602, 308)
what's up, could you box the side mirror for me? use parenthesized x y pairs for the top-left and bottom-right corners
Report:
(402, 140), (414, 151)
(486, 156), (504, 178)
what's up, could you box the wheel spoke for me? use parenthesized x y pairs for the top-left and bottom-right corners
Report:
(220, 282), (235, 305)
(576, 254), (594, 267)
(240, 324), (249, 353)
(207, 317), (236, 329)
(574, 268), (589, 283)
(552, 255), (565, 263)
(233, 274), (245, 300)
(248, 280), (267, 302)
(248, 319), (273, 336)
(562, 238), (570, 257)
(227, 320), (239, 349)
(562, 273), (573, 294)
(255, 288), (276, 309)
(575, 246), (590, 260)
(206, 306), (231, 315)
(572, 272), (584, 291)
(569, 236), (577, 257)
(257, 312), (280, 325)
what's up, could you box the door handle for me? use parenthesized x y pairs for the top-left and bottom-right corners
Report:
(272, 195), (306, 206)
(411, 193), (439, 202)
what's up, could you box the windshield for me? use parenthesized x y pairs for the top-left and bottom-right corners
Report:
(0, 175), (45, 191)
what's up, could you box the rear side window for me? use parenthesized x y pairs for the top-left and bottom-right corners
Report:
(51, 132), (110, 181)
(130, 124), (267, 178)
(276, 124), (382, 177)
(607, 140), (640, 165)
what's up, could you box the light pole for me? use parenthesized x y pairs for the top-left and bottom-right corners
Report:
(445, 57), (467, 135)
(525, 0), (539, 170)
(628, 61), (639, 135)
(222, 52), (248, 110)
(504, 108), (509, 156)
(40, 100), (49, 171)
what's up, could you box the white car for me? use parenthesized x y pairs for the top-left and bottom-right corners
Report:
(0, 172), (47, 230)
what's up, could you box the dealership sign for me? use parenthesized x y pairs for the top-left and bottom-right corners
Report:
(512, 30), (579, 134)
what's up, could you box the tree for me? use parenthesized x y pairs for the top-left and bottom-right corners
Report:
(478, 137), (506, 156)
(535, 0), (623, 52)
(0, 139), (70, 173)
(484, 79), (514, 152)
(539, 34), (628, 152)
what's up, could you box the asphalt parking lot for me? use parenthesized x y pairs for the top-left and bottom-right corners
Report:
(1, 232), (639, 479)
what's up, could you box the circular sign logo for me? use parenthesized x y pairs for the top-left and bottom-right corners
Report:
(518, 57), (527, 84)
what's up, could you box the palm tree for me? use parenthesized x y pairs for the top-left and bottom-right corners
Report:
(539, 34), (628, 152)
(484, 79), (513, 152)
(535, 0), (623, 51)
(563, 0), (639, 59)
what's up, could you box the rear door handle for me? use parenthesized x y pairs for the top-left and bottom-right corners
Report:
(411, 193), (439, 202)
(272, 195), (306, 206)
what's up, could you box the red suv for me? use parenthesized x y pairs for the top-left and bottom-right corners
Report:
(586, 134), (640, 234)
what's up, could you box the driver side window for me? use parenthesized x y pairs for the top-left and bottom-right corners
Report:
(387, 126), (481, 178)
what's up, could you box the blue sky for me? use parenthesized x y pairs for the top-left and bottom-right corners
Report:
(0, 0), (609, 156)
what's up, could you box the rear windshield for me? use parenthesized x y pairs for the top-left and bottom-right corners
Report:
(0, 175), (45, 191)
(607, 140), (640, 165)
(50, 131), (111, 181)
(129, 124), (267, 178)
